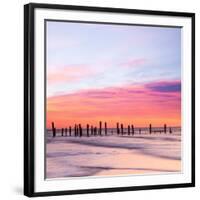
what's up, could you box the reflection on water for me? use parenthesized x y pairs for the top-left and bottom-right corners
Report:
(46, 128), (181, 179)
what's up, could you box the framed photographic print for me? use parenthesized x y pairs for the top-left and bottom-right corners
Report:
(24, 3), (195, 197)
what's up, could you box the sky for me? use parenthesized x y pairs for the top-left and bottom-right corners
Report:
(46, 20), (181, 128)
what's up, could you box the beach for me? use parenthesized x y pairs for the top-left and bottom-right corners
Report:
(46, 128), (181, 179)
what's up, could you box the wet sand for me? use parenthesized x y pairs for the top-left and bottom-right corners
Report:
(46, 132), (181, 179)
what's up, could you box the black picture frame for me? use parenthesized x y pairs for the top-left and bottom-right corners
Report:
(24, 3), (195, 197)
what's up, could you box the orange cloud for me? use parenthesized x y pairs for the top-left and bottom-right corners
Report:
(46, 81), (181, 128)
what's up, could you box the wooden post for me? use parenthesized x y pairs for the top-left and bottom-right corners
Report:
(54, 128), (56, 137)
(74, 125), (77, 137)
(61, 128), (64, 136)
(164, 124), (167, 134)
(77, 124), (79, 136)
(93, 126), (95, 135)
(139, 128), (141, 134)
(121, 124), (124, 135)
(65, 128), (68, 136)
(91, 125), (94, 136)
(131, 125), (134, 135)
(99, 121), (102, 136)
(52, 122), (56, 137)
(79, 124), (82, 137)
(87, 124), (89, 137)
(76, 124), (79, 137)
(105, 122), (107, 135)
(128, 125), (130, 135)
(169, 127), (172, 134)
(117, 123), (120, 135)
(94, 127), (97, 136)
(77, 125), (78, 136)
(69, 126), (71, 136)
(149, 124), (152, 134)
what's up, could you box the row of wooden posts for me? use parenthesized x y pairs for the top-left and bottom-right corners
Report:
(51, 122), (172, 137)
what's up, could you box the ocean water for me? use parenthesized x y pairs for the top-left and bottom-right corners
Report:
(46, 127), (181, 179)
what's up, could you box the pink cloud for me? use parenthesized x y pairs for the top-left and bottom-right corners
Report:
(47, 64), (95, 84)
(47, 80), (181, 128)
(121, 58), (147, 68)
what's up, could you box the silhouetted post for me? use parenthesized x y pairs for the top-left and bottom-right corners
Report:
(77, 124), (79, 136)
(164, 124), (167, 134)
(69, 126), (71, 136)
(94, 127), (97, 136)
(131, 125), (134, 135)
(139, 128), (141, 134)
(99, 121), (102, 136)
(121, 124), (124, 135)
(74, 125), (76, 136)
(54, 128), (56, 137)
(93, 126), (95, 136)
(65, 128), (68, 136)
(105, 122), (107, 135)
(61, 128), (64, 136)
(79, 124), (82, 137)
(74, 125), (77, 137)
(76, 124), (79, 136)
(52, 122), (56, 137)
(76, 124), (78, 137)
(128, 125), (130, 135)
(91, 126), (94, 136)
(87, 124), (89, 137)
(117, 123), (120, 135)
(149, 124), (152, 134)
(169, 127), (172, 134)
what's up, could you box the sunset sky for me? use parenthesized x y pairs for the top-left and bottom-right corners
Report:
(46, 21), (181, 128)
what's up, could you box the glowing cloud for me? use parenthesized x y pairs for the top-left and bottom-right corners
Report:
(47, 80), (181, 128)
(121, 58), (148, 68)
(47, 64), (95, 84)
